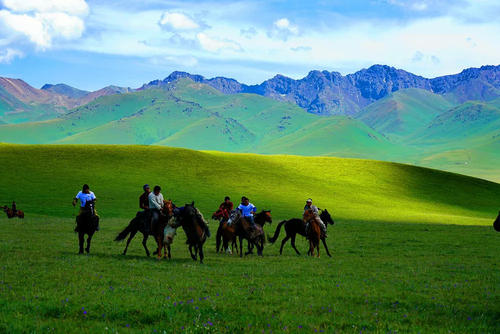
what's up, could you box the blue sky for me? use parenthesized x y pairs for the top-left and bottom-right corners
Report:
(0, 0), (499, 91)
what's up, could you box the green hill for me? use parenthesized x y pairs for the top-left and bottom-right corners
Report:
(0, 144), (498, 225)
(356, 88), (454, 139)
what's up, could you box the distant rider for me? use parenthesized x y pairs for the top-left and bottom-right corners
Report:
(148, 185), (164, 234)
(139, 184), (151, 232)
(237, 196), (257, 228)
(11, 201), (17, 215)
(72, 184), (99, 230)
(303, 198), (327, 237)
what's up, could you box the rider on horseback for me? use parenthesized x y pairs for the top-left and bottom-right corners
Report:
(72, 184), (99, 230)
(304, 198), (327, 237)
(148, 185), (164, 234)
(139, 184), (151, 232)
(237, 196), (256, 229)
(219, 196), (233, 220)
(11, 201), (17, 215)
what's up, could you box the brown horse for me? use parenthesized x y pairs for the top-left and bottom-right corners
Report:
(176, 202), (208, 263)
(232, 210), (272, 257)
(115, 200), (174, 258)
(494, 211), (500, 232)
(155, 200), (175, 259)
(304, 209), (321, 257)
(268, 209), (334, 257)
(212, 208), (238, 254)
(3, 206), (24, 219)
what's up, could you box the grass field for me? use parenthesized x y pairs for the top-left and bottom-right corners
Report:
(0, 144), (499, 333)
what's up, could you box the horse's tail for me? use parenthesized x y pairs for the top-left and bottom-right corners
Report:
(115, 217), (139, 242)
(268, 220), (286, 243)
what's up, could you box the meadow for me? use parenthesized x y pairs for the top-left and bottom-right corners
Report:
(0, 144), (499, 333)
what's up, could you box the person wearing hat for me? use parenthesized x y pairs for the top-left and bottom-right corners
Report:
(303, 198), (327, 237)
(148, 185), (164, 234)
(237, 196), (257, 228)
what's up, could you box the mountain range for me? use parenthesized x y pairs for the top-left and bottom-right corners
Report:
(0, 64), (499, 182)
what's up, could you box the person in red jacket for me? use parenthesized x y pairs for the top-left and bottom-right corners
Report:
(218, 196), (233, 220)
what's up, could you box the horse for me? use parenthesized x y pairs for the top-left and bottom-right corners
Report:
(75, 200), (99, 254)
(232, 210), (272, 257)
(3, 205), (24, 219)
(303, 209), (321, 257)
(115, 200), (174, 259)
(176, 202), (207, 263)
(494, 211), (500, 232)
(212, 208), (238, 254)
(268, 209), (334, 257)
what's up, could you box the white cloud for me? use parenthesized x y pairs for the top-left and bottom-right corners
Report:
(158, 11), (200, 31)
(0, 0), (88, 50)
(268, 18), (299, 41)
(2, 0), (89, 15)
(0, 48), (23, 63)
(196, 33), (241, 52)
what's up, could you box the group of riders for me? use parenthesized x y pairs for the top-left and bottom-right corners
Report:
(72, 183), (328, 238)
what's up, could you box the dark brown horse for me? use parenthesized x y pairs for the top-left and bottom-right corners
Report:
(494, 211), (500, 232)
(177, 202), (207, 263)
(304, 209), (321, 257)
(212, 208), (238, 254)
(3, 206), (24, 219)
(232, 210), (272, 257)
(115, 200), (174, 259)
(268, 209), (334, 257)
(75, 200), (99, 254)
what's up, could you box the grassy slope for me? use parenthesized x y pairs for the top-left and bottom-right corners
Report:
(356, 88), (453, 139)
(0, 144), (499, 333)
(0, 144), (498, 226)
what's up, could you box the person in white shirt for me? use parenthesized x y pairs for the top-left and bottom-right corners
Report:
(72, 184), (99, 230)
(237, 196), (257, 228)
(147, 185), (164, 233)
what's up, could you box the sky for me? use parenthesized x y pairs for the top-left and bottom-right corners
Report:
(0, 0), (499, 91)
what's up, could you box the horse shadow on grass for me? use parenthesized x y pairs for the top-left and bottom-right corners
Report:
(59, 251), (196, 264)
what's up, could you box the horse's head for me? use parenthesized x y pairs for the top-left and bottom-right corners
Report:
(320, 209), (334, 225)
(163, 199), (174, 216)
(212, 208), (224, 220)
(2, 205), (8, 212)
(303, 209), (315, 222)
(262, 210), (272, 224)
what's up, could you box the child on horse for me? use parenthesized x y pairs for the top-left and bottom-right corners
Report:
(303, 198), (327, 237)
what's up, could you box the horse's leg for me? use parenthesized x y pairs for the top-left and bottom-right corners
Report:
(216, 224), (222, 253)
(155, 233), (163, 260)
(290, 234), (301, 255)
(199, 243), (204, 264)
(232, 238), (237, 255)
(142, 235), (150, 257)
(257, 237), (264, 256)
(189, 245), (197, 261)
(321, 237), (332, 257)
(78, 232), (84, 254)
(123, 230), (138, 255)
(239, 236), (243, 258)
(317, 242), (320, 258)
(86, 234), (93, 254)
(279, 235), (291, 255)
(167, 244), (171, 259)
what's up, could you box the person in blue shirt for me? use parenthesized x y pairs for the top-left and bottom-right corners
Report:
(72, 184), (99, 229)
(237, 196), (257, 228)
